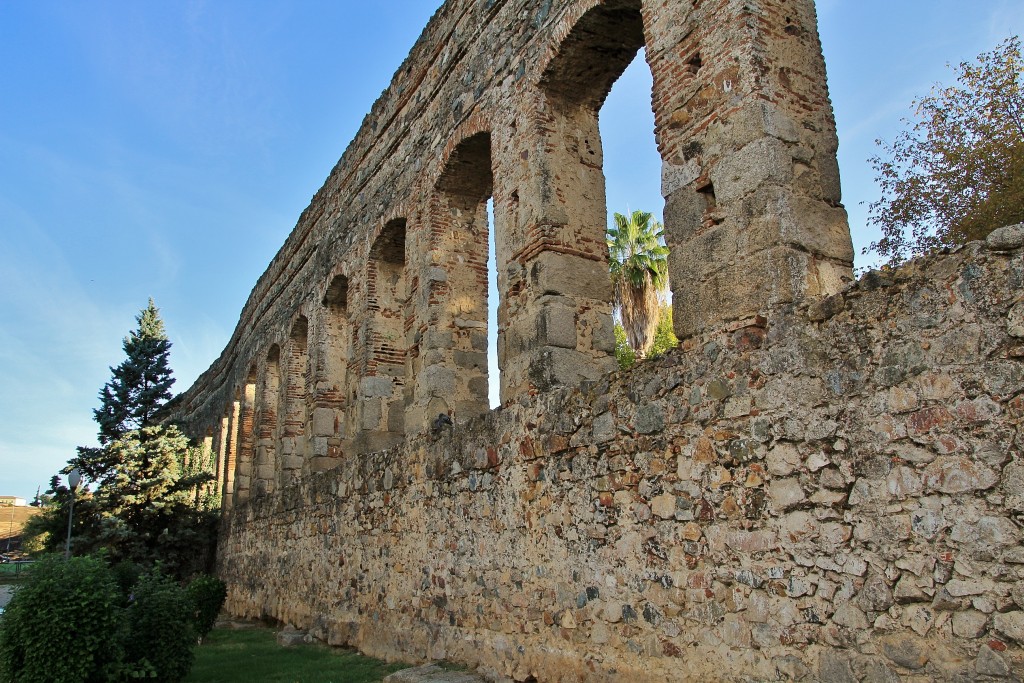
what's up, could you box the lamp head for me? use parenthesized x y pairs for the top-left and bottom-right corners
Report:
(68, 469), (82, 491)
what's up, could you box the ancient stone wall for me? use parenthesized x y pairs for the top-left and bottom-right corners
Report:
(166, 0), (851, 506)
(218, 230), (1024, 681)
(158, 0), (1024, 679)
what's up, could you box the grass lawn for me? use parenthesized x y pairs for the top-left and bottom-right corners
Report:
(0, 562), (33, 585)
(185, 627), (408, 683)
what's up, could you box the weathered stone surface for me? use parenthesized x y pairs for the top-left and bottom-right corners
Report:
(894, 575), (928, 603)
(650, 493), (676, 520)
(952, 610), (988, 638)
(768, 477), (805, 511)
(311, 408), (335, 438)
(986, 223), (1024, 251)
(950, 516), (1021, 548)
(210, 243), (1024, 679)
(859, 574), (895, 613)
(833, 602), (869, 629)
(947, 580), (994, 597)
(276, 628), (308, 647)
(592, 412), (615, 444)
(881, 635), (930, 670)
(1008, 301), (1024, 339)
(818, 650), (857, 683)
(766, 442), (801, 476)
(157, 4), (1024, 675)
(994, 611), (1024, 644)
(383, 665), (485, 683)
(976, 645), (1013, 678)
(635, 402), (665, 435)
(923, 457), (999, 494)
(540, 305), (578, 350)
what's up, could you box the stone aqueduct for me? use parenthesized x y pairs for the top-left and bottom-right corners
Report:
(167, 0), (1024, 680)
(172, 0), (851, 502)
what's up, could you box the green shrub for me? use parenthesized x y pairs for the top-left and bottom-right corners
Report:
(0, 554), (125, 683)
(187, 575), (227, 640)
(124, 570), (196, 683)
(110, 559), (142, 599)
(0, 556), (205, 683)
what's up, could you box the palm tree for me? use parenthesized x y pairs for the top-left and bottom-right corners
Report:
(607, 210), (670, 359)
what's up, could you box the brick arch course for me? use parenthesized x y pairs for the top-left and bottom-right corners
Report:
(170, 0), (850, 449)
(151, 4), (1013, 680)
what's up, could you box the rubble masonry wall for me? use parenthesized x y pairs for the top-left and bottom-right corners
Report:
(218, 230), (1024, 681)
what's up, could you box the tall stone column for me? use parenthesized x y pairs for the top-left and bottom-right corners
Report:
(279, 318), (310, 486)
(254, 347), (280, 496)
(215, 411), (230, 501)
(498, 112), (618, 400)
(355, 220), (409, 453)
(311, 275), (350, 470)
(234, 378), (256, 505)
(647, 0), (853, 337)
(222, 398), (240, 511)
(406, 132), (493, 432)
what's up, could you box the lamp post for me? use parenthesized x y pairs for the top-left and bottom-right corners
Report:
(64, 468), (81, 559)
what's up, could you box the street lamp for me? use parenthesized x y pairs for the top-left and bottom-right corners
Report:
(64, 469), (81, 559)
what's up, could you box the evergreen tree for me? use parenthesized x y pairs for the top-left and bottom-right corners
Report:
(71, 300), (175, 485)
(95, 299), (175, 446)
(25, 301), (218, 577)
(93, 425), (218, 576)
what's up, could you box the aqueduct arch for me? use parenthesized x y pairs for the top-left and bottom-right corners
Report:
(170, 0), (851, 464)
(155, 3), (1024, 680)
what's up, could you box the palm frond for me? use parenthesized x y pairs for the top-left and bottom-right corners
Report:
(607, 209), (670, 358)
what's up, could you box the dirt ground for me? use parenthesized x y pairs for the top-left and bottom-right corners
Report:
(0, 505), (41, 551)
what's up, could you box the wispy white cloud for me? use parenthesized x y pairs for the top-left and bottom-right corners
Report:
(0, 217), (124, 493)
(986, 2), (1024, 44)
(56, 1), (285, 158)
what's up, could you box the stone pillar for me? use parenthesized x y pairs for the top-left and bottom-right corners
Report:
(215, 412), (229, 501)
(406, 132), (492, 432)
(646, 0), (853, 337)
(498, 107), (618, 399)
(311, 275), (350, 471)
(355, 220), (408, 453)
(255, 347), (280, 496)
(280, 317), (310, 486)
(199, 434), (214, 506)
(498, 4), (641, 401)
(222, 398), (240, 511)
(234, 379), (256, 505)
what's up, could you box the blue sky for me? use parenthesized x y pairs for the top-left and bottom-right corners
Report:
(1, 1), (1022, 499)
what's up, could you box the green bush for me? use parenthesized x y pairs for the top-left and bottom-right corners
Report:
(110, 559), (143, 599)
(124, 570), (196, 682)
(0, 555), (125, 683)
(187, 575), (227, 640)
(613, 305), (677, 370)
(0, 556), (202, 683)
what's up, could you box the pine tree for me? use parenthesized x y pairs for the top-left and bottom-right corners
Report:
(25, 301), (220, 577)
(93, 425), (218, 576)
(71, 300), (175, 485)
(95, 299), (175, 445)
